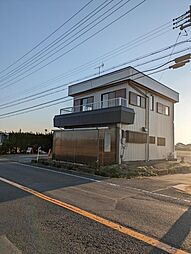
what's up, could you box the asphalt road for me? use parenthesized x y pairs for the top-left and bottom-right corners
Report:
(0, 158), (191, 254)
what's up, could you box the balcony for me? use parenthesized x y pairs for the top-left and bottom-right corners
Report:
(54, 97), (135, 129)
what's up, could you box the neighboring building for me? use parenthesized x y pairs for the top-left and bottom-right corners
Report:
(0, 132), (9, 146)
(53, 66), (179, 165)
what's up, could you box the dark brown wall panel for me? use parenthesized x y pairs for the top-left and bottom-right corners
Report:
(53, 128), (117, 165)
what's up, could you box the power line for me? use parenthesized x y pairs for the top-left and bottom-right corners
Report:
(0, 0), (129, 83)
(0, 18), (171, 104)
(15, 21), (171, 98)
(0, 0), (115, 82)
(0, 0), (95, 75)
(0, 61), (183, 119)
(0, 98), (73, 120)
(0, 87), (68, 110)
(102, 40), (191, 73)
(158, 32), (181, 81)
(134, 46), (191, 67)
(0, 96), (70, 117)
(0, 0), (146, 90)
(0, 41), (189, 110)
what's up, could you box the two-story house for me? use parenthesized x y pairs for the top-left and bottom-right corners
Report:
(53, 66), (179, 165)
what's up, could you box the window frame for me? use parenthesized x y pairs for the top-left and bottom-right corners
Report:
(129, 91), (146, 109)
(101, 88), (126, 108)
(150, 95), (154, 111)
(156, 102), (170, 116)
(80, 96), (94, 111)
(157, 137), (166, 146)
(126, 130), (148, 144)
(149, 136), (155, 144)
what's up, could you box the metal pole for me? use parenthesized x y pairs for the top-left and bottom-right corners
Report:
(37, 146), (41, 163)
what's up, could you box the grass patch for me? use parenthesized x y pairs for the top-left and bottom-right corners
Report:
(31, 159), (191, 178)
(96, 164), (157, 178)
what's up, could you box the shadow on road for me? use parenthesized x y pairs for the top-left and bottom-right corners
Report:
(0, 161), (103, 203)
(149, 206), (191, 253)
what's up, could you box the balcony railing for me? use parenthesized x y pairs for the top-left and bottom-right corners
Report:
(60, 97), (128, 115)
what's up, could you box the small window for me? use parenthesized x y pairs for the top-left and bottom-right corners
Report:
(141, 97), (146, 108)
(157, 102), (170, 116)
(129, 92), (146, 108)
(164, 106), (170, 116)
(157, 102), (163, 114)
(157, 137), (166, 146)
(137, 95), (141, 107)
(149, 136), (155, 144)
(150, 95), (154, 111)
(129, 92), (137, 105)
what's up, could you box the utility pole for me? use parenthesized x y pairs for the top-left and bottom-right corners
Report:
(173, 5), (191, 31)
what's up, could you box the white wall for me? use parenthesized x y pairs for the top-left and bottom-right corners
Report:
(121, 86), (174, 162)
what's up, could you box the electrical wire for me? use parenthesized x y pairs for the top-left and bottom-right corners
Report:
(0, 41), (190, 110)
(0, 87), (68, 110)
(0, 0), (130, 83)
(0, 60), (182, 119)
(0, 0), (146, 90)
(0, 18), (171, 102)
(159, 31), (182, 80)
(0, 0), (115, 82)
(0, 0), (95, 75)
(15, 22), (172, 97)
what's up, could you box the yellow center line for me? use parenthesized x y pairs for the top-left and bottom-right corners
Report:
(0, 176), (189, 254)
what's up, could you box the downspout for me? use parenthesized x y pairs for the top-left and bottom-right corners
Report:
(145, 93), (150, 161)
(96, 128), (100, 166)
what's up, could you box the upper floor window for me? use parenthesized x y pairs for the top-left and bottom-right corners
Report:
(129, 92), (146, 108)
(157, 102), (170, 116)
(101, 88), (126, 108)
(81, 96), (94, 111)
(74, 96), (94, 112)
(150, 95), (154, 111)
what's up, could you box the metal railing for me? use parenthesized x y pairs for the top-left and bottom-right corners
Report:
(60, 97), (128, 115)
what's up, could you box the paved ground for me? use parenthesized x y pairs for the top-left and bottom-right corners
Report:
(0, 157), (191, 254)
(0, 154), (47, 163)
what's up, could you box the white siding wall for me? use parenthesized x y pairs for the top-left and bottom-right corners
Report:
(149, 97), (174, 160)
(121, 88), (174, 162)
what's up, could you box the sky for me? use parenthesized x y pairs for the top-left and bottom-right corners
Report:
(0, 0), (190, 144)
